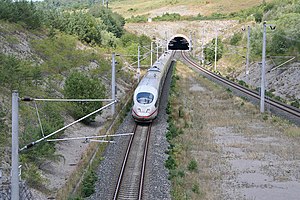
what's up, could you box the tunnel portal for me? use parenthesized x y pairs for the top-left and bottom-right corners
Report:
(168, 35), (190, 50)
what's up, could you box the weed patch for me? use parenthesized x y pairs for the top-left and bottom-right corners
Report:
(81, 168), (98, 197)
(187, 159), (198, 172)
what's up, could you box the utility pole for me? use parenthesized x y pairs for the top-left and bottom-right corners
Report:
(214, 29), (218, 71)
(260, 22), (267, 113)
(156, 42), (159, 60)
(246, 26), (251, 80)
(150, 42), (153, 66)
(11, 90), (19, 200)
(260, 21), (276, 113)
(189, 31), (192, 52)
(165, 31), (168, 51)
(193, 32), (197, 57)
(201, 29), (205, 66)
(111, 53), (116, 116)
(137, 45), (140, 82)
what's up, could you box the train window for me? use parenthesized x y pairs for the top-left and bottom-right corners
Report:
(137, 92), (154, 104)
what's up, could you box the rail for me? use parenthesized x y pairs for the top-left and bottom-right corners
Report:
(113, 123), (152, 200)
(181, 51), (300, 125)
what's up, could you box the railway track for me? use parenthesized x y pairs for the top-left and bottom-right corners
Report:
(181, 51), (300, 125)
(113, 123), (152, 200)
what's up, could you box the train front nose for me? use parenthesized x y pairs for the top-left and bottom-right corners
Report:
(132, 106), (157, 121)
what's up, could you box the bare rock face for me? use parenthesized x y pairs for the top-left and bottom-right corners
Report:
(125, 20), (239, 45)
(238, 61), (300, 101)
(126, 20), (299, 103)
(0, 23), (44, 64)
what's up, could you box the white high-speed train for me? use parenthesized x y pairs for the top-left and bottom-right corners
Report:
(132, 51), (174, 122)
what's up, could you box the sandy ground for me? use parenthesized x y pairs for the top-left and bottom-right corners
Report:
(30, 109), (111, 199)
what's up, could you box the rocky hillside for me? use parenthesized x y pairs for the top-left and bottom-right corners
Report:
(124, 19), (300, 104)
(0, 20), (133, 199)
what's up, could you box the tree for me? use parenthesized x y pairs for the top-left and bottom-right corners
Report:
(89, 5), (125, 38)
(64, 72), (106, 124)
(270, 30), (289, 54)
(254, 10), (263, 23)
(204, 37), (224, 63)
(0, 0), (42, 29)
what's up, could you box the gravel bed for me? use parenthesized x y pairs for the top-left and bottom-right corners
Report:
(86, 59), (175, 200)
(86, 115), (135, 200)
(142, 62), (174, 200)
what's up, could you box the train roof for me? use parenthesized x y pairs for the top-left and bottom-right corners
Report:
(136, 51), (172, 91)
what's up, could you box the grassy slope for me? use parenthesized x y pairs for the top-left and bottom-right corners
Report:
(110, 0), (271, 18)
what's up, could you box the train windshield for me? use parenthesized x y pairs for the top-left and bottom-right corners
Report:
(136, 92), (154, 104)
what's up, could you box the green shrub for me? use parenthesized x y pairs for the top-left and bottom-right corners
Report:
(187, 159), (198, 171)
(291, 100), (299, 108)
(153, 13), (181, 21)
(89, 5), (125, 38)
(64, 72), (106, 124)
(81, 169), (98, 197)
(192, 182), (200, 194)
(44, 6), (124, 46)
(262, 114), (268, 121)
(0, 53), (40, 92)
(177, 169), (185, 178)
(22, 164), (45, 190)
(68, 197), (83, 200)
(165, 155), (177, 170)
(230, 32), (242, 45)
(126, 15), (148, 23)
(0, 0), (42, 29)
(270, 30), (289, 54)
(204, 37), (224, 63)
(254, 10), (263, 23)
(238, 80), (248, 87)
(166, 103), (172, 115)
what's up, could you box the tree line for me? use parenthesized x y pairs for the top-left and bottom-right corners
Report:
(0, 0), (125, 47)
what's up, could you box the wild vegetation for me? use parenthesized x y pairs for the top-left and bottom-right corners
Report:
(0, 0), (42, 29)
(109, 0), (271, 19)
(127, 12), (234, 23)
(1, 0), (299, 198)
(166, 62), (207, 199)
(166, 61), (300, 199)
(0, 0), (146, 195)
(64, 72), (106, 124)
(219, 0), (300, 106)
(204, 37), (224, 64)
(219, 0), (300, 66)
(249, 1), (300, 56)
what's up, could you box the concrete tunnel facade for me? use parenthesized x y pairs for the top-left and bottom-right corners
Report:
(167, 34), (190, 51)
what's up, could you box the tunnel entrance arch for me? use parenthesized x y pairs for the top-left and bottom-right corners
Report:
(168, 34), (190, 51)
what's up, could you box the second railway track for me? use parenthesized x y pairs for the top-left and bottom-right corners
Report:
(181, 51), (300, 126)
(113, 123), (152, 200)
